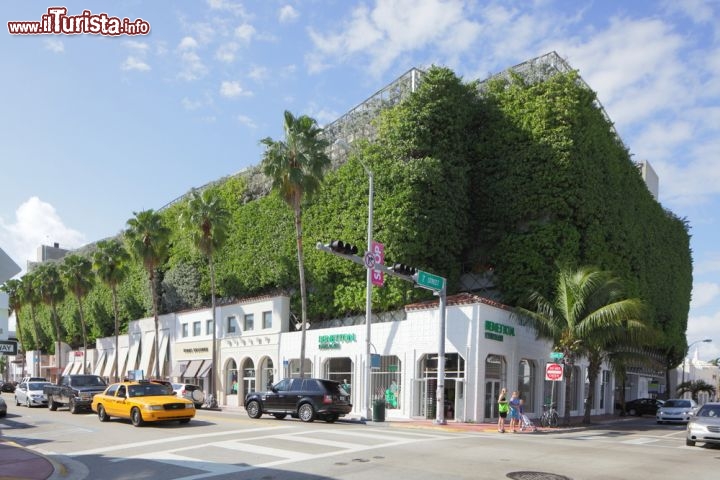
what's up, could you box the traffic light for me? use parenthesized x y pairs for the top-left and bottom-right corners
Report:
(390, 263), (417, 276)
(329, 240), (359, 255)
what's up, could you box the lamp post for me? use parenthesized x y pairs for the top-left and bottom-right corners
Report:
(682, 338), (712, 386)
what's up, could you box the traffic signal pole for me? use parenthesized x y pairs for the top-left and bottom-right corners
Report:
(363, 170), (374, 421)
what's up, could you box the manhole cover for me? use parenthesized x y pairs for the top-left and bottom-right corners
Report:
(507, 472), (572, 480)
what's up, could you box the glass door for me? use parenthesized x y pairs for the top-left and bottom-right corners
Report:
(484, 380), (500, 421)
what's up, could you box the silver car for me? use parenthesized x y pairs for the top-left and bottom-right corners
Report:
(687, 402), (720, 447)
(656, 398), (697, 424)
(14, 381), (52, 408)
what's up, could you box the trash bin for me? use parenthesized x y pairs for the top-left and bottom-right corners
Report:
(372, 399), (386, 422)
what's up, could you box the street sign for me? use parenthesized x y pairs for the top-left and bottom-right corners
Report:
(363, 252), (375, 269)
(416, 270), (445, 291)
(0, 340), (17, 355)
(550, 351), (564, 360)
(371, 241), (384, 287)
(545, 363), (564, 381)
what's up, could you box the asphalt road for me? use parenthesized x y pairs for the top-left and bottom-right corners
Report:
(0, 394), (717, 480)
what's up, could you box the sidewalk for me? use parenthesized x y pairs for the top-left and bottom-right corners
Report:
(0, 441), (57, 480)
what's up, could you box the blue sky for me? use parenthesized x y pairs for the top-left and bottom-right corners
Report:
(1, 1), (719, 360)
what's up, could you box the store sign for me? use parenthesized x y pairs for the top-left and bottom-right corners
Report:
(182, 347), (209, 354)
(318, 333), (357, 350)
(484, 320), (515, 342)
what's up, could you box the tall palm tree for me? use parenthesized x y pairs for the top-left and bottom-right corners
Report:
(93, 239), (131, 382)
(1, 278), (27, 377)
(261, 110), (330, 378)
(22, 271), (44, 376)
(125, 210), (170, 379)
(179, 188), (229, 404)
(60, 254), (95, 374)
(515, 266), (646, 425)
(34, 263), (66, 378)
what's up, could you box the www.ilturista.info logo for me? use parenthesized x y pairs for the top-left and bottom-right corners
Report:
(7, 7), (150, 36)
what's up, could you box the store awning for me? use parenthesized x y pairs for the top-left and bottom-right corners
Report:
(183, 360), (203, 378)
(72, 361), (84, 374)
(152, 334), (169, 378)
(171, 360), (189, 377)
(125, 341), (141, 378)
(93, 352), (106, 376)
(197, 360), (212, 378)
(61, 362), (75, 377)
(139, 332), (156, 378)
(102, 350), (117, 378)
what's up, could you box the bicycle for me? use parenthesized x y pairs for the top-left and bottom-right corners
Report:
(540, 403), (559, 427)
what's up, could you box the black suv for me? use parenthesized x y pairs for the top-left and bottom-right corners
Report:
(245, 378), (352, 423)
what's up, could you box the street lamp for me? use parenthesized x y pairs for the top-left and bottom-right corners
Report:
(682, 338), (712, 386)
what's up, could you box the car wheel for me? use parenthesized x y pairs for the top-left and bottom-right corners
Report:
(325, 414), (338, 423)
(273, 413), (287, 420)
(179, 418), (191, 424)
(26, 398), (32, 408)
(246, 400), (262, 419)
(97, 405), (109, 422)
(48, 396), (58, 411)
(69, 398), (79, 414)
(656, 420), (663, 424)
(628, 408), (637, 416)
(15, 396), (19, 406)
(298, 403), (315, 423)
(130, 407), (144, 427)
(686, 438), (695, 447)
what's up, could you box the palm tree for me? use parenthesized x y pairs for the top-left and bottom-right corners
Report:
(93, 239), (131, 382)
(1, 278), (27, 377)
(34, 263), (66, 378)
(515, 266), (646, 425)
(261, 110), (330, 378)
(22, 271), (44, 376)
(60, 254), (95, 374)
(677, 379), (717, 402)
(179, 187), (229, 404)
(125, 210), (170, 379)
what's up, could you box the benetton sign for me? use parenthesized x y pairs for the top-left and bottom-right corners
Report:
(319, 333), (357, 350)
(0, 340), (18, 355)
(484, 320), (515, 342)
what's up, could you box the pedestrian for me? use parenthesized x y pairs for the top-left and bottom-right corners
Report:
(497, 387), (509, 432)
(508, 391), (521, 432)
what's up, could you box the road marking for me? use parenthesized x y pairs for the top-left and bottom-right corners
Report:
(622, 437), (659, 445)
(70, 426), (289, 456)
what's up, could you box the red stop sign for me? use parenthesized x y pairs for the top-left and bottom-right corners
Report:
(545, 363), (564, 381)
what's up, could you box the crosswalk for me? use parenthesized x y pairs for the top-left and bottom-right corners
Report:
(69, 426), (458, 480)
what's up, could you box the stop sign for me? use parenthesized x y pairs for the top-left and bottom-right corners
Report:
(545, 363), (564, 381)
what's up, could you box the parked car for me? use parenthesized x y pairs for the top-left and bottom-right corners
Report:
(656, 398), (698, 424)
(44, 374), (108, 414)
(171, 383), (205, 408)
(686, 402), (720, 447)
(619, 398), (664, 416)
(0, 396), (6, 416)
(244, 378), (352, 423)
(91, 380), (195, 427)
(20, 377), (47, 384)
(15, 381), (52, 407)
(0, 382), (16, 393)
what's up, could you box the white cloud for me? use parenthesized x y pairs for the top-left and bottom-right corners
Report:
(307, 0), (481, 76)
(0, 197), (86, 274)
(207, 0), (246, 16)
(248, 65), (269, 82)
(237, 115), (257, 128)
(121, 56), (151, 72)
(691, 282), (720, 310)
(216, 42), (239, 63)
(124, 40), (149, 51)
(178, 51), (208, 81)
(44, 39), (64, 53)
(235, 23), (256, 43)
(178, 36), (199, 50)
(279, 5), (299, 23)
(220, 80), (251, 98)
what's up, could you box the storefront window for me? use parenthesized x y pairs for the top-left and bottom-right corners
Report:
(241, 359), (255, 396)
(288, 358), (312, 378)
(517, 359), (535, 414)
(373, 355), (402, 409)
(484, 355), (505, 420)
(569, 365), (581, 411)
(225, 358), (238, 395)
(324, 357), (353, 395)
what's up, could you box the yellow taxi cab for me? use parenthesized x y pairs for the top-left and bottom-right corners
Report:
(91, 380), (195, 426)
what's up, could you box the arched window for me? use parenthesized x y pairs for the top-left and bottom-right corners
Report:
(517, 359), (535, 414)
(225, 358), (237, 395)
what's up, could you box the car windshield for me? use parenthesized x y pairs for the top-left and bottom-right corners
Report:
(663, 400), (691, 408)
(697, 406), (720, 417)
(129, 384), (173, 397)
(72, 376), (106, 387)
(28, 382), (50, 390)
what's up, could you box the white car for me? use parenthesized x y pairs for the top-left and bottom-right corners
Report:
(15, 381), (52, 408)
(686, 402), (720, 447)
(656, 398), (697, 424)
(172, 383), (205, 408)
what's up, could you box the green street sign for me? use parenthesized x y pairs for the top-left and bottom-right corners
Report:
(417, 270), (445, 291)
(550, 351), (564, 360)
